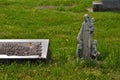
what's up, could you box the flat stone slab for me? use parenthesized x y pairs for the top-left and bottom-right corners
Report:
(0, 39), (49, 59)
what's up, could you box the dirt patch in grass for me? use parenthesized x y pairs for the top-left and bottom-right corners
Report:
(87, 8), (93, 12)
(35, 5), (72, 10)
(35, 5), (57, 9)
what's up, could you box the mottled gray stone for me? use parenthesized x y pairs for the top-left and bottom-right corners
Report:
(76, 14), (99, 60)
(93, 0), (120, 11)
(0, 39), (49, 59)
(92, 2), (103, 11)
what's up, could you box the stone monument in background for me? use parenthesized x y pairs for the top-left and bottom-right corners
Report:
(76, 14), (99, 60)
(93, 0), (120, 11)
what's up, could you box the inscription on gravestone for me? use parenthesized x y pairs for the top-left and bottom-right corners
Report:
(0, 42), (42, 56)
(0, 39), (49, 59)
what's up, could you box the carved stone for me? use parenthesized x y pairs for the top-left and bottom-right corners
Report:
(0, 39), (49, 59)
(76, 14), (99, 60)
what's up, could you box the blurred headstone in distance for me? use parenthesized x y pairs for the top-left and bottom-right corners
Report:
(93, 0), (120, 11)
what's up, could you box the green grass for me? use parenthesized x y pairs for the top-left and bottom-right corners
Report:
(0, 0), (120, 80)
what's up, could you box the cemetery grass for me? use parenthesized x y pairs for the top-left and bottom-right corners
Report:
(0, 0), (120, 80)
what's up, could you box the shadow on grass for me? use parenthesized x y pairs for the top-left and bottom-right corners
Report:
(0, 59), (49, 65)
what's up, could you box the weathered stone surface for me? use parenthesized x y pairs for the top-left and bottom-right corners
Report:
(0, 39), (49, 59)
(92, 2), (103, 11)
(76, 14), (99, 60)
(93, 0), (120, 11)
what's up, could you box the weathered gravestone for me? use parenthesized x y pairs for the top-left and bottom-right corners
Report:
(76, 14), (99, 60)
(93, 0), (120, 11)
(0, 39), (49, 60)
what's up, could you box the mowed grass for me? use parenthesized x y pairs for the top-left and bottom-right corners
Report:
(0, 0), (120, 80)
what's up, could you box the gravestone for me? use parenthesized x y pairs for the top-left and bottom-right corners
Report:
(93, 0), (120, 11)
(0, 39), (49, 60)
(76, 14), (99, 60)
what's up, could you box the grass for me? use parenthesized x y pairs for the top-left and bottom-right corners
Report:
(0, 0), (120, 80)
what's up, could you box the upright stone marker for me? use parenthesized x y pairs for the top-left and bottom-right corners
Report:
(0, 39), (49, 60)
(76, 14), (99, 60)
(93, 0), (120, 11)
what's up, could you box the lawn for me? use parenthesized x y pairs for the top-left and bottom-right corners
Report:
(0, 0), (120, 80)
